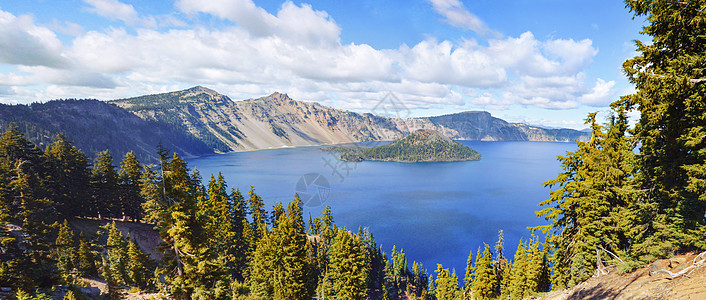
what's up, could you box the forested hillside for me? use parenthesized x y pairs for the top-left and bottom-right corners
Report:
(338, 129), (481, 162)
(0, 100), (214, 162)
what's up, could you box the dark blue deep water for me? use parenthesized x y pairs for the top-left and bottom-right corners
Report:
(188, 141), (576, 275)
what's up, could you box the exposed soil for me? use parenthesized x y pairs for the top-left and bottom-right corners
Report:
(540, 252), (706, 300)
(69, 218), (163, 260)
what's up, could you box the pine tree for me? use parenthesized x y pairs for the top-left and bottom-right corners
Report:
(55, 220), (76, 284)
(328, 227), (368, 300)
(197, 172), (234, 282)
(76, 235), (97, 277)
(249, 196), (311, 299)
(494, 230), (510, 297)
(140, 150), (206, 299)
(463, 250), (474, 298)
(537, 111), (636, 287)
(44, 134), (90, 218)
(6, 147), (58, 289)
(247, 186), (267, 236)
(229, 187), (248, 279)
(91, 151), (119, 219)
(508, 239), (528, 299)
(620, 0), (706, 260)
(537, 244), (551, 293)
(102, 222), (128, 285)
(472, 244), (497, 300)
(117, 151), (142, 220)
(427, 274), (436, 299)
(126, 239), (152, 291)
(433, 264), (459, 300)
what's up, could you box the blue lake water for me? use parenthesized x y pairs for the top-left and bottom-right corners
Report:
(188, 141), (576, 275)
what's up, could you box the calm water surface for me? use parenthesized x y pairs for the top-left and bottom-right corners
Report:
(188, 141), (576, 275)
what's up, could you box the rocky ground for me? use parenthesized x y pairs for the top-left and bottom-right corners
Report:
(540, 252), (706, 300)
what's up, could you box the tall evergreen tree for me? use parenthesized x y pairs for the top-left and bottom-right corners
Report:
(141, 151), (206, 299)
(102, 222), (128, 286)
(433, 264), (460, 300)
(44, 134), (90, 218)
(117, 151), (142, 220)
(537, 111), (636, 287)
(472, 244), (497, 300)
(620, 0), (706, 260)
(126, 239), (152, 291)
(508, 239), (528, 300)
(91, 151), (119, 219)
(55, 220), (76, 284)
(249, 196), (311, 299)
(463, 250), (474, 298)
(327, 227), (368, 300)
(76, 235), (97, 278)
(229, 187), (248, 279)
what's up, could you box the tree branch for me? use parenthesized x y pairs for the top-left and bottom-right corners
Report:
(650, 74), (706, 83)
(650, 251), (706, 278)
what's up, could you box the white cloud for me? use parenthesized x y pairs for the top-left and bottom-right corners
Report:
(49, 20), (85, 36)
(399, 39), (507, 87)
(83, 0), (138, 24)
(0, 3), (614, 113)
(83, 0), (159, 27)
(427, 0), (499, 37)
(0, 11), (69, 68)
(578, 78), (616, 106)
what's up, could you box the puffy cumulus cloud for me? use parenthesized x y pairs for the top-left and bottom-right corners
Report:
(398, 39), (507, 87)
(0, 2), (613, 112)
(578, 78), (616, 106)
(177, 0), (340, 47)
(427, 0), (499, 37)
(499, 74), (617, 110)
(0, 11), (69, 68)
(486, 32), (596, 77)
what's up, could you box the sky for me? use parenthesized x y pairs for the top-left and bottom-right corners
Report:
(0, 0), (646, 129)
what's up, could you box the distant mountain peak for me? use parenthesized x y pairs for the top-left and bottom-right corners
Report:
(184, 85), (220, 97)
(267, 92), (290, 101)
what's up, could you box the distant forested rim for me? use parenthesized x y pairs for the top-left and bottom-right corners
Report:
(337, 129), (481, 162)
(0, 87), (589, 164)
(0, 99), (214, 163)
(0, 125), (551, 299)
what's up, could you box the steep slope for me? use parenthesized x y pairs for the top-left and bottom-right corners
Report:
(425, 111), (588, 142)
(1, 86), (590, 159)
(0, 100), (213, 162)
(112, 86), (588, 153)
(112, 87), (406, 152)
(542, 252), (706, 300)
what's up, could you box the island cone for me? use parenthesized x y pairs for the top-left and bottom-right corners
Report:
(340, 129), (481, 162)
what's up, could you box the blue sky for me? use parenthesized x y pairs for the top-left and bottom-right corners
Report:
(0, 0), (645, 129)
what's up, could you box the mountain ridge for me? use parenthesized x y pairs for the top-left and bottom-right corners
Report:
(0, 86), (589, 161)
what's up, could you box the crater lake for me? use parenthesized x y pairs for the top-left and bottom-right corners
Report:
(188, 141), (576, 275)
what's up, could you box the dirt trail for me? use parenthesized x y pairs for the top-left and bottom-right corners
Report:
(541, 252), (706, 300)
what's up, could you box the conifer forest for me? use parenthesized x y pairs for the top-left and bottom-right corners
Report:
(1, 1), (706, 299)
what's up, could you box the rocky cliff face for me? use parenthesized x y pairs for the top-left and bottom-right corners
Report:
(112, 87), (408, 152)
(1, 86), (588, 160)
(112, 86), (588, 153)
